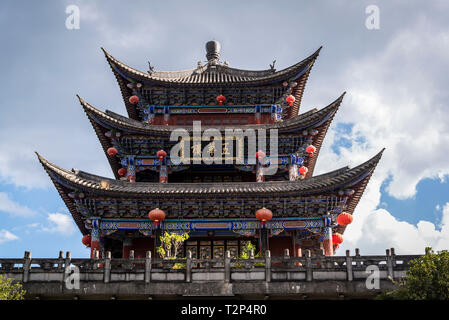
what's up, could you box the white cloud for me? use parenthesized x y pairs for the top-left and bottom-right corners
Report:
(0, 229), (19, 244)
(0, 192), (35, 217)
(317, 18), (449, 254)
(41, 213), (76, 235)
(316, 18), (449, 199)
(338, 202), (449, 255)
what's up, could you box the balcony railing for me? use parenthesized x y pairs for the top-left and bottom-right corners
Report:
(0, 248), (420, 284)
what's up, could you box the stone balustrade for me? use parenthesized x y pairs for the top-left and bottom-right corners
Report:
(0, 248), (420, 299)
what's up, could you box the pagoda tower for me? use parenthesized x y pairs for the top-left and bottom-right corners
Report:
(37, 41), (383, 259)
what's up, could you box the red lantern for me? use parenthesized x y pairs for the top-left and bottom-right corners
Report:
(256, 207), (273, 226)
(216, 94), (226, 105)
(256, 150), (266, 160)
(82, 235), (91, 247)
(129, 95), (139, 104)
(286, 95), (295, 106)
(337, 212), (353, 226)
(299, 166), (308, 175)
(148, 208), (166, 227)
(306, 145), (316, 154)
(107, 147), (118, 156)
(118, 168), (127, 177)
(332, 233), (343, 244)
(157, 149), (167, 161)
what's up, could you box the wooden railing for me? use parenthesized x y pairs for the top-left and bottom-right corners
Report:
(0, 248), (420, 284)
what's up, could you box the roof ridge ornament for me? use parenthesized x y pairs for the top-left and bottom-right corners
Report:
(147, 61), (154, 74)
(206, 40), (220, 65)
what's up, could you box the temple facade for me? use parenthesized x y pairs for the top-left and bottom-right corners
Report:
(37, 41), (383, 260)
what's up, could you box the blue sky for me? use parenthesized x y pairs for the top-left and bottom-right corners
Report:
(1, 0), (449, 257)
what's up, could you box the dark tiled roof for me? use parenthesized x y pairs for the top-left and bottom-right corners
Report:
(102, 47), (321, 86)
(36, 149), (383, 197)
(79, 93), (343, 179)
(78, 93), (344, 135)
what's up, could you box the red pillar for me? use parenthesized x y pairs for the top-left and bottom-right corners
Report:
(90, 229), (101, 259)
(323, 227), (334, 256)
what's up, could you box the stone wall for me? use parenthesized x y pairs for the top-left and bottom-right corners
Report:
(0, 248), (419, 299)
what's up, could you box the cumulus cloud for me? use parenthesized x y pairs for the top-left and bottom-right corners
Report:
(317, 18), (449, 254)
(339, 202), (449, 255)
(41, 213), (76, 235)
(0, 192), (35, 217)
(0, 229), (19, 244)
(317, 18), (449, 198)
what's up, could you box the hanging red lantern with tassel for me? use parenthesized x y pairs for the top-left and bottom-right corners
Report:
(332, 233), (344, 244)
(129, 95), (139, 104)
(337, 212), (353, 226)
(256, 150), (266, 161)
(256, 207), (273, 226)
(306, 145), (316, 157)
(82, 235), (91, 247)
(157, 149), (167, 161)
(118, 168), (127, 177)
(107, 147), (118, 156)
(148, 208), (166, 227)
(216, 94), (226, 105)
(299, 166), (308, 176)
(286, 95), (295, 106)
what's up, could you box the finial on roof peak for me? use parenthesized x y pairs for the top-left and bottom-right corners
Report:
(206, 40), (220, 64)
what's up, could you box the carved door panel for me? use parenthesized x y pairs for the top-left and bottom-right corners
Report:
(186, 241), (198, 268)
(227, 240), (239, 259)
(199, 241), (211, 268)
(213, 241), (224, 267)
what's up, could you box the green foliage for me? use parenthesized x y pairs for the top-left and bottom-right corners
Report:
(172, 263), (186, 270)
(0, 275), (26, 300)
(377, 247), (449, 300)
(239, 241), (260, 259)
(234, 241), (264, 268)
(157, 231), (189, 259)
